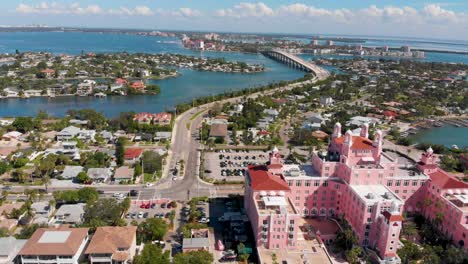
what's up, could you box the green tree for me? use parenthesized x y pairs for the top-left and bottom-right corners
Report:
(142, 151), (163, 174)
(76, 171), (91, 184)
(15, 224), (47, 239)
(173, 250), (214, 264)
(0, 227), (9, 237)
(137, 218), (168, 243)
(83, 198), (126, 230)
(345, 247), (362, 264)
(12, 117), (37, 133)
(0, 161), (9, 175)
(398, 240), (422, 264)
(133, 244), (170, 264)
(116, 137), (125, 166)
(334, 227), (358, 251)
(421, 246), (440, 264)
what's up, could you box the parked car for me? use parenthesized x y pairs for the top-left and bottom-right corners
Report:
(129, 190), (139, 196)
(138, 212), (144, 218)
(161, 203), (167, 209)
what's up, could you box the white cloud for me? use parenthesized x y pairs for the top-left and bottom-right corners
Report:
(216, 2), (274, 18)
(173, 8), (202, 18)
(215, 2), (466, 25)
(16, 2), (103, 15)
(108, 6), (154, 16)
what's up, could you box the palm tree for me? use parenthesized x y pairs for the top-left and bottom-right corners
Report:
(42, 175), (50, 193)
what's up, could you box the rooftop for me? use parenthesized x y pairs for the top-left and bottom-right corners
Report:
(248, 165), (290, 191)
(18, 227), (89, 256)
(182, 237), (210, 249)
(282, 164), (321, 179)
(85, 226), (136, 256)
(351, 185), (402, 205)
(256, 195), (296, 215)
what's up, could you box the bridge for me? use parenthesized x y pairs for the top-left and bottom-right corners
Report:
(262, 49), (330, 80)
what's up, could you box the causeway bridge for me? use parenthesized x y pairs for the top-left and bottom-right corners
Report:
(262, 49), (330, 80)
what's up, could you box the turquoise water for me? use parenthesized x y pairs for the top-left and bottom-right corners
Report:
(0, 32), (305, 117)
(0, 32), (466, 118)
(410, 125), (468, 148)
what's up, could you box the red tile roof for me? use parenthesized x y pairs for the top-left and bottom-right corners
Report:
(248, 165), (290, 191)
(131, 81), (145, 90)
(333, 136), (374, 150)
(428, 169), (468, 189)
(383, 110), (398, 117)
(382, 211), (403, 222)
(124, 148), (143, 160)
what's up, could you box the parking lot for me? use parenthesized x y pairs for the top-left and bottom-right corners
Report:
(125, 200), (178, 224)
(203, 149), (269, 182)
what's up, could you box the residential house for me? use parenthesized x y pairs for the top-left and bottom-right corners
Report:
(209, 123), (228, 140)
(130, 81), (145, 91)
(263, 108), (279, 120)
(133, 112), (172, 126)
(124, 148), (144, 163)
(347, 116), (381, 127)
(85, 226), (137, 264)
(1, 131), (23, 141)
(56, 126), (81, 141)
(54, 204), (85, 225)
(24, 89), (42, 97)
(87, 168), (112, 183)
(47, 85), (67, 97)
(0, 202), (24, 232)
(31, 201), (53, 225)
(18, 227), (89, 264)
(40, 68), (55, 78)
(61, 166), (84, 180)
(0, 237), (27, 264)
(76, 80), (96, 96)
(113, 166), (134, 183)
(154, 132), (172, 142)
(100, 131), (114, 143)
(319, 96), (335, 106)
(3, 87), (19, 97)
(56, 126), (95, 142)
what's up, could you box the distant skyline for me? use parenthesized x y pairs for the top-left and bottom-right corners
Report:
(1, 1), (468, 41)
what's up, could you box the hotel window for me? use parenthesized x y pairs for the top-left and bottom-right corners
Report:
(323, 181), (328, 187)
(387, 180), (393, 186)
(412, 180), (418, 186)
(421, 181), (425, 186)
(305, 190), (309, 194)
(325, 167), (330, 171)
(335, 184), (340, 189)
(396, 180), (401, 186)
(395, 190), (399, 193)
(367, 206), (373, 213)
(305, 181), (311, 187)
(288, 181), (293, 186)
(403, 190), (407, 193)
(378, 173), (383, 178)
(403, 196), (407, 199)
(404, 180), (410, 186)
(296, 181), (302, 187)
(295, 196), (300, 201)
(314, 181), (320, 187)
(290, 220), (294, 225)
(313, 190), (318, 195)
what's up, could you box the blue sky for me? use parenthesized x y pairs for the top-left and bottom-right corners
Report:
(1, 1), (467, 40)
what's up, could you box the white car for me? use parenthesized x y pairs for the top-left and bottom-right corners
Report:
(198, 217), (209, 224)
(112, 193), (122, 198)
(172, 176), (177, 181)
(146, 183), (154, 187)
(138, 212), (144, 218)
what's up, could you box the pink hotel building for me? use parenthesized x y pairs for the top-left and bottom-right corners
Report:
(244, 123), (468, 264)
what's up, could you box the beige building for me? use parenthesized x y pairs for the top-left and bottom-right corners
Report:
(85, 226), (137, 264)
